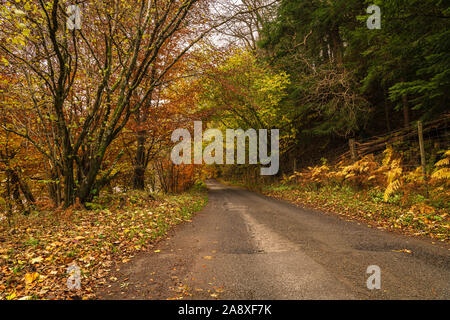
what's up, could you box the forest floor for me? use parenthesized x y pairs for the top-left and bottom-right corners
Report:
(0, 185), (208, 300)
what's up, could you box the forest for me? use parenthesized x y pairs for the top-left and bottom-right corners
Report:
(0, 0), (449, 300)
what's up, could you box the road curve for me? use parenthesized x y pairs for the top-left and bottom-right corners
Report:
(99, 180), (450, 300)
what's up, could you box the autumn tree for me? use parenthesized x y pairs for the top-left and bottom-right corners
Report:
(0, 0), (212, 206)
(210, 0), (279, 51)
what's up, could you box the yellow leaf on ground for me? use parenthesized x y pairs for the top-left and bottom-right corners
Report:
(24, 272), (39, 285)
(31, 256), (43, 264)
(392, 249), (412, 254)
(6, 292), (16, 300)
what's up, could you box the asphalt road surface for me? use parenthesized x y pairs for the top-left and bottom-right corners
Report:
(99, 180), (450, 300)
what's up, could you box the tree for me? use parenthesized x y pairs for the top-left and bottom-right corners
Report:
(210, 0), (279, 51)
(0, 0), (209, 206)
(258, 0), (369, 143)
(348, 0), (450, 128)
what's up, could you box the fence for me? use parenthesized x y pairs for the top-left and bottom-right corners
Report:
(339, 115), (450, 165)
(288, 114), (450, 172)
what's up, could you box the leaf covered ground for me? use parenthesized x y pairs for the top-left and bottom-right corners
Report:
(0, 187), (207, 300)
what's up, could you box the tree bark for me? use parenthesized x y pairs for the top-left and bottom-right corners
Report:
(63, 160), (75, 207)
(7, 169), (24, 212)
(133, 130), (147, 190)
(329, 27), (343, 66)
(402, 94), (410, 128)
(400, 78), (410, 128)
(48, 171), (61, 206)
(384, 96), (391, 132)
(17, 173), (35, 204)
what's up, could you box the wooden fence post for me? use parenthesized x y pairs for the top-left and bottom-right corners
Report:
(418, 121), (429, 196)
(349, 139), (357, 161)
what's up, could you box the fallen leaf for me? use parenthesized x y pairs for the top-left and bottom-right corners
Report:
(392, 249), (412, 254)
(24, 272), (39, 285)
(31, 257), (43, 264)
(6, 291), (16, 300)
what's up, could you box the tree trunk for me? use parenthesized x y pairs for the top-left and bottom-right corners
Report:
(384, 96), (391, 132)
(16, 172), (35, 204)
(321, 38), (329, 62)
(6, 169), (24, 212)
(48, 169), (62, 206)
(400, 78), (410, 128)
(329, 27), (343, 66)
(402, 95), (410, 128)
(133, 130), (147, 190)
(63, 160), (75, 207)
(77, 156), (103, 204)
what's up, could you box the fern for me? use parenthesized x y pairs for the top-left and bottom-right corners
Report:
(284, 148), (448, 206)
(384, 180), (402, 202)
(432, 168), (450, 180)
(431, 149), (450, 183)
(435, 158), (450, 167)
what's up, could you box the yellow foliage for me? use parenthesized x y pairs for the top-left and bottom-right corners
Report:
(435, 158), (449, 167)
(432, 168), (450, 180)
(287, 148), (449, 203)
(382, 146), (394, 166)
(384, 180), (402, 202)
(431, 149), (450, 184)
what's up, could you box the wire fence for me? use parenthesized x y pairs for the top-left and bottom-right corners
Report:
(287, 114), (450, 172)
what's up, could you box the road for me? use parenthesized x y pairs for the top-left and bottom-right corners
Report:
(99, 180), (450, 300)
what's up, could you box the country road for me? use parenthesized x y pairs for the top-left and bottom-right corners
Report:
(99, 180), (450, 300)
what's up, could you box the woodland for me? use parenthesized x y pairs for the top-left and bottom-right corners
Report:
(0, 0), (449, 299)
